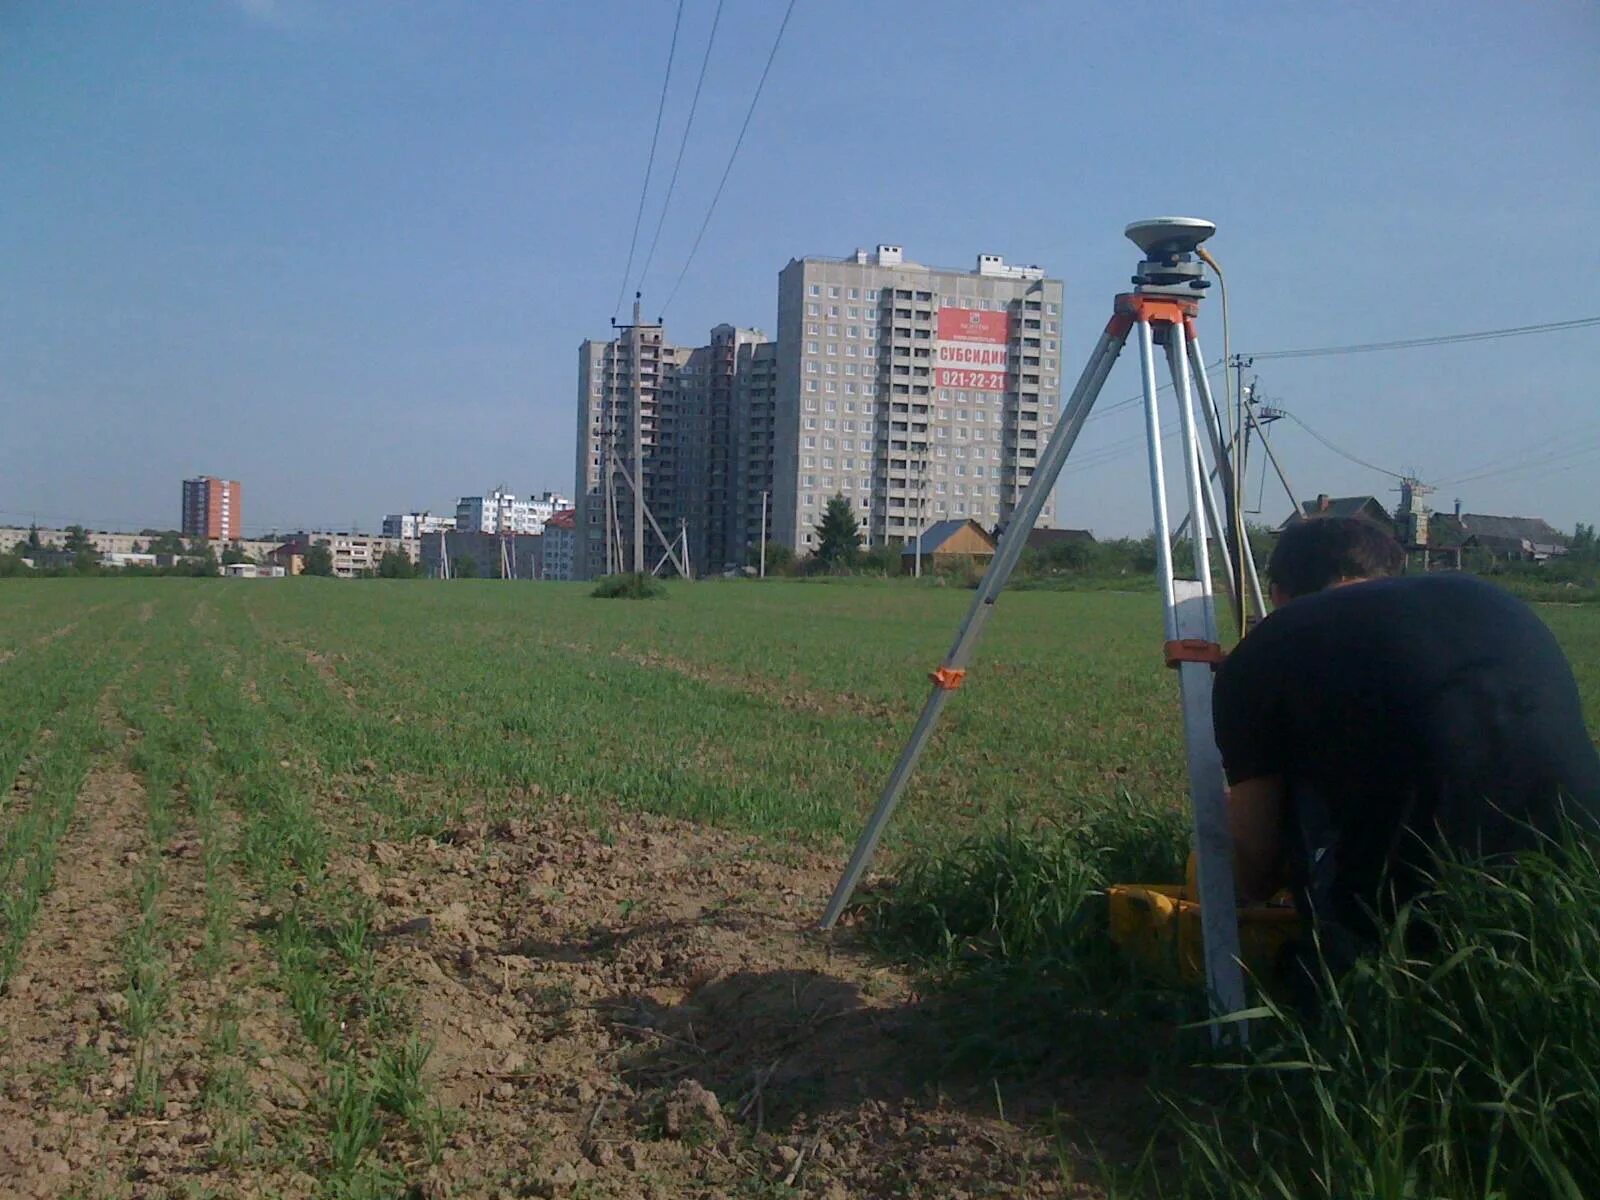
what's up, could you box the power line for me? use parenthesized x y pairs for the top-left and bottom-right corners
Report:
(1274, 410), (1407, 480)
(660, 0), (798, 315)
(611, 0), (687, 319)
(1247, 316), (1600, 361)
(637, 0), (725, 299)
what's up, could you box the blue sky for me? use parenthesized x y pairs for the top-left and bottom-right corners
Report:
(2, 0), (1596, 537)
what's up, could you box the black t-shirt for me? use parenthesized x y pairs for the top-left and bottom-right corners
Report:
(1213, 573), (1600, 937)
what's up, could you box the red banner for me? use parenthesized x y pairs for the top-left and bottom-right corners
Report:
(935, 308), (1009, 391)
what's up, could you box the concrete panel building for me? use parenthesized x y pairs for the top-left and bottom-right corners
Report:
(382, 511), (455, 539)
(541, 508), (577, 581)
(181, 476), (241, 541)
(575, 322), (771, 579)
(774, 246), (1062, 553)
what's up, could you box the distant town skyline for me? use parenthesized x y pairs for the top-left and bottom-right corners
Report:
(3, 2), (1597, 538)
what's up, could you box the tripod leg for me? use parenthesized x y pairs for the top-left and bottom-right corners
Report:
(819, 323), (1130, 929)
(1136, 320), (1179, 635)
(1168, 330), (1250, 1039)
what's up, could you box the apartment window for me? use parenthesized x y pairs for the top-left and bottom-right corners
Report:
(825, 399), (837, 412)
(805, 417), (817, 429)
(826, 381), (838, 393)
(804, 475), (816, 486)
(936, 445), (948, 458)
(829, 286), (840, 298)
(936, 482), (947, 494)
(973, 446), (985, 459)
(805, 361), (818, 374)
(845, 383), (857, 394)
(807, 323), (819, 335)
(864, 346), (877, 358)
(822, 437), (835, 449)
(825, 362), (838, 375)
(846, 345), (857, 357)
(991, 484), (1001, 496)
(827, 324), (839, 337)
(823, 457), (834, 469)
(806, 380), (818, 392)
(862, 401), (875, 412)
(828, 305), (840, 317)
(1047, 302), (1058, 314)
(823, 419), (836, 430)
(866, 289), (879, 300)
(827, 343), (838, 356)
(804, 436), (816, 448)
(1047, 321), (1058, 333)
(1046, 339), (1058, 351)
(809, 284), (820, 296)
(806, 303), (819, 316)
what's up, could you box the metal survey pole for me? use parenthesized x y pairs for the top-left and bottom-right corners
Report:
(819, 324), (1127, 929)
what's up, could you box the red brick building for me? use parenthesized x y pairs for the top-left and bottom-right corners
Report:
(181, 476), (241, 541)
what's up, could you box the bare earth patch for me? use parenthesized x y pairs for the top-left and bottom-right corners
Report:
(336, 808), (1130, 1197)
(0, 766), (149, 1197)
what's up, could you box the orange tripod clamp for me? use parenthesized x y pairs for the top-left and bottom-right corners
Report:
(1164, 639), (1225, 670)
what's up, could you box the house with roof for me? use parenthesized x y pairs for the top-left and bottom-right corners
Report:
(901, 519), (995, 572)
(1281, 494), (1395, 532)
(1430, 507), (1569, 563)
(1024, 528), (1097, 552)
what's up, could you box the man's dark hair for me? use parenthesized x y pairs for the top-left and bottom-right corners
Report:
(1269, 517), (1405, 598)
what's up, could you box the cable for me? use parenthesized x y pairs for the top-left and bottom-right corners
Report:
(637, 0), (724, 299)
(1247, 316), (1600, 361)
(1275, 410), (1407, 480)
(611, 0), (687, 319)
(660, 0), (798, 315)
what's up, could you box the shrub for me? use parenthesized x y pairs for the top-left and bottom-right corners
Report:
(590, 572), (666, 600)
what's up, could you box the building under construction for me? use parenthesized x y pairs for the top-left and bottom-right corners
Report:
(575, 315), (773, 580)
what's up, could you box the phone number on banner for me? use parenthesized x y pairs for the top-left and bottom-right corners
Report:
(936, 368), (1006, 391)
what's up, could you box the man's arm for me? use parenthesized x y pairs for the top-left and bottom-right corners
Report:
(1227, 775), (1288, 902)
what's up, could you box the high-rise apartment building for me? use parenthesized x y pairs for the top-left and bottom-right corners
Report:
(181, 476), (241, 541)
(575, 322), (771, 579)
(773, 246), (1062, 552)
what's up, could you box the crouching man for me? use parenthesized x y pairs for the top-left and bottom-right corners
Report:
(1212, 517), (1600, 977)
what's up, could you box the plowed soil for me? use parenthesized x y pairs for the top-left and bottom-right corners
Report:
(335, 809), (1146, 1198)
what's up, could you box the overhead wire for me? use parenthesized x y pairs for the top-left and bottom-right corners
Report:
(636, 0), (725, 299)
(660, 0), (798, 315)
(1273, 410), (1407, 480)
(611, 0), (687, 319)
(1246, 316), (1600, 361)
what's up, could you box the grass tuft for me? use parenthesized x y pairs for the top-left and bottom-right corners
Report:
(590, 572), (667, 599)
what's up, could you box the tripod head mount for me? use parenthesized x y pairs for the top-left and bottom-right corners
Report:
(1125, 217), (1215, 297)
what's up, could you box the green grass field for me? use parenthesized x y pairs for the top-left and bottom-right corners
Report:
(2, 577), (1597, 1198)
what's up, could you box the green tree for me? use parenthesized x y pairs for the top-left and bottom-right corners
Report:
(63, 525), (101, 571)
(25, 524), (43, 552)
(812, 494), (861, 567)
(1571, 522), (1598, 563)
(303, 543), (335, 577)
(221, 545), (253, 566)
(146, 530), (186, 555)
(451, 554), (479, 579)
(377, 549), (416, 578)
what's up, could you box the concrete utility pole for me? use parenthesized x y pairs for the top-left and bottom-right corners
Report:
(759, 491), (768, 578)
(631, 295), (645, 573)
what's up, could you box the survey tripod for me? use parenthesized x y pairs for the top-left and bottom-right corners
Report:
(820, 219), (1264, 1036)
